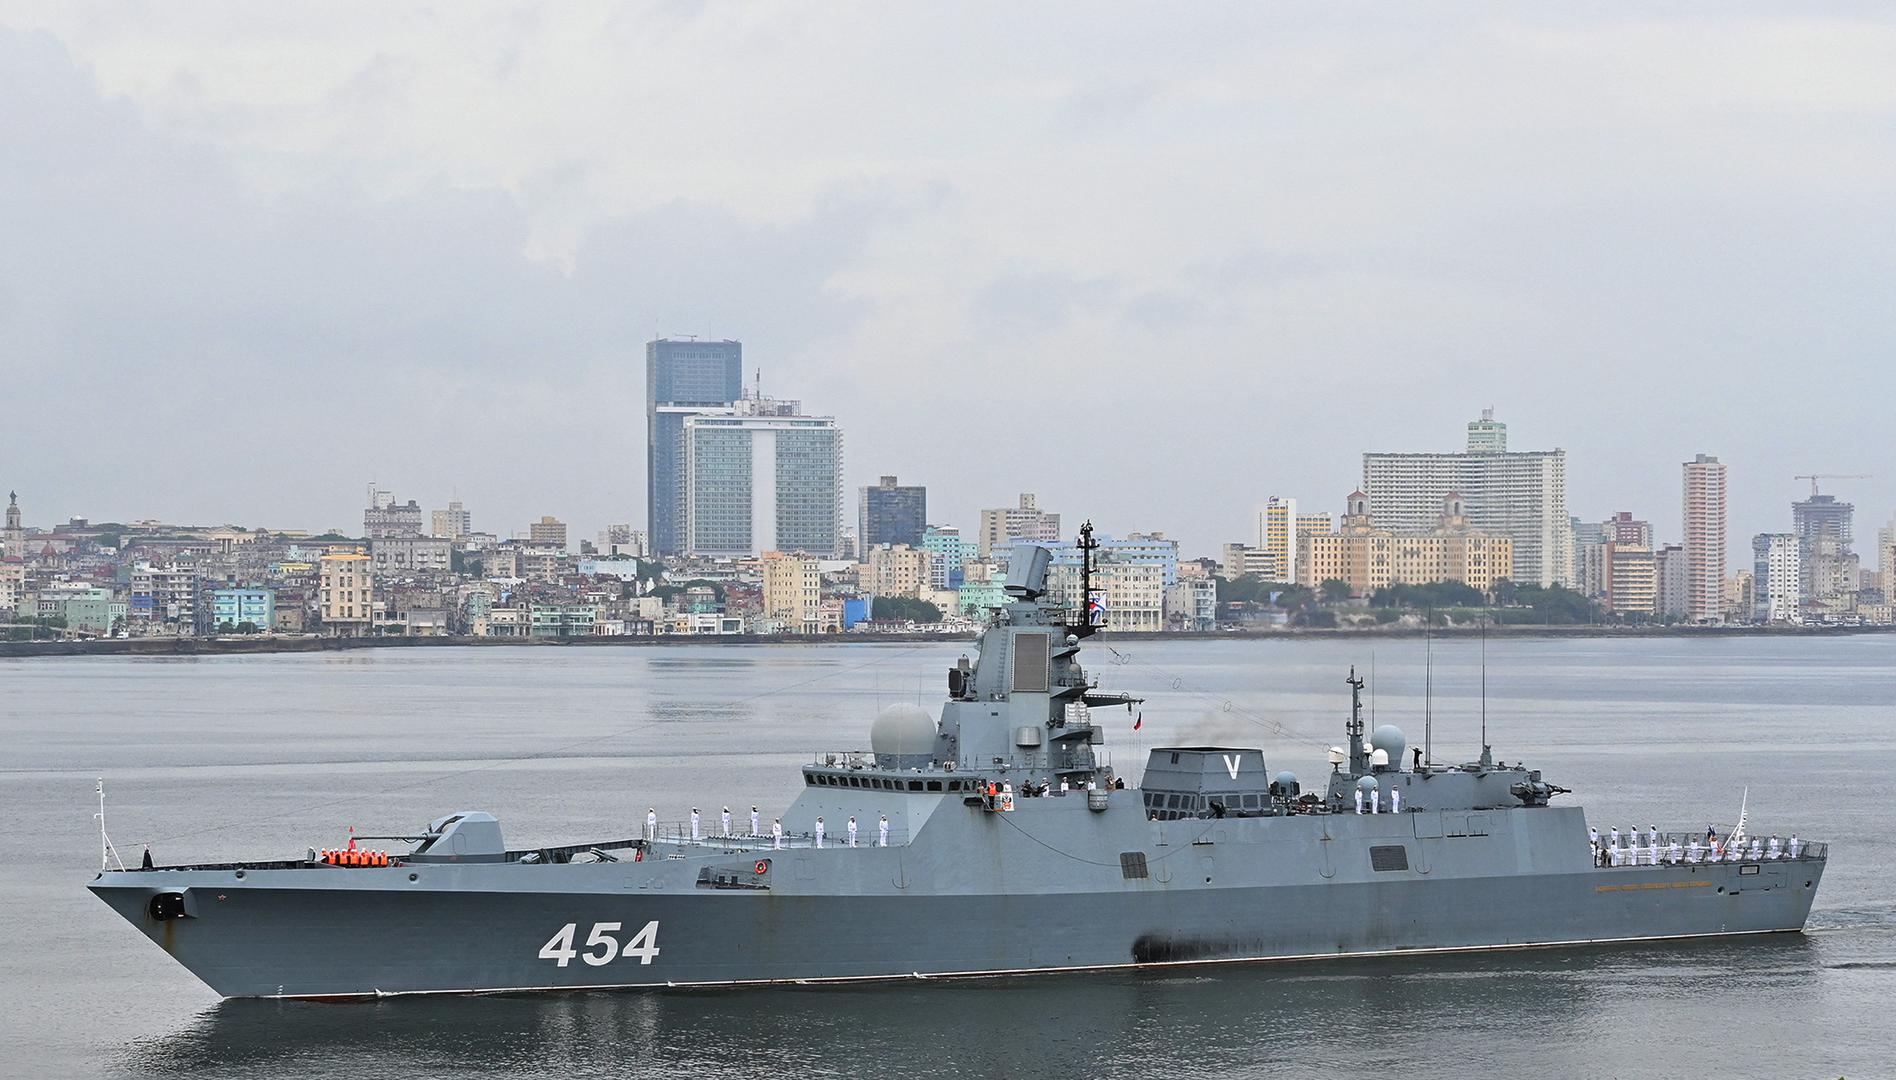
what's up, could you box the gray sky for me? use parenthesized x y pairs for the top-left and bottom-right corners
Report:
(2, 4), (1892, 562)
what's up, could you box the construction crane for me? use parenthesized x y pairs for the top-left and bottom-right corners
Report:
(1794, 474), (1871, 497)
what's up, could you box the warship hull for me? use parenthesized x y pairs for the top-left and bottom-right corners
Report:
(90, 802), (1824, 999)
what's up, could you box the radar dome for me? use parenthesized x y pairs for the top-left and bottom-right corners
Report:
(1369, 748), (1390, 768)
(871, 703), (937, 760)
(1274, 770), (1299, 789)
(1370, 724), (1407, 769)
(1355, 775), (1379, 793)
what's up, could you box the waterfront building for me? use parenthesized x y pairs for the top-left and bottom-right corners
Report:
(921, 526), (972, 590)
(1361, 414), (1571, 587)
(1682, 454), (1727, 623)
(1881, 518), (1896, 600)
(681, 396), (842, 558)
(371, 536), (452, 577)
(1725, 570), (1755, 624)
(3, 491), (22, 559)
(956, 574), (1009, 620)
(529, 604), (598, 638)
(364, 489), (424, 540)
(647, 338), (744, 556)
(1165, 578), (1218, 631)
(528, 516), (568, 550)
(1298, 491), (1511, 596)
(208, 587), (276, 631)
(1045, 532), (1180, 587)
(858, 544), (930, 599)
(1604, 545), (1657, 617)
(761, 550), (826, 633)
(129, 563), (198, 635)
(1753, 533), (1801, 624)
(977, 493), (1061, 558)
(859, 476), (926, 549)
(1047, 557), (1165, 632)
(431, 501), (471, 539)
(319, 552), (373, 637)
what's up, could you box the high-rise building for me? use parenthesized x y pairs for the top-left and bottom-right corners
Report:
(857, 544), (931, 598)
(858, 475), (927, 549)
(977, 494), (1062, 557)
(647, 338), (744, 556)
(529, 516), (568, 550)
(1792, 492), (1857, 610)
(597, 524), (648, 559)
(1361, 414), (1571, 587)
(1752, 534), (1800, 624)
(1682, 454), (1727, 624)
(1880, 518), (1896, 600)
(681, 397), (841, 557)
(431, 501), (471, 539)
(1606, 512), (1654, 547)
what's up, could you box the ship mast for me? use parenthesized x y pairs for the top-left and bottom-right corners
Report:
(1073, 520), (1101, 639)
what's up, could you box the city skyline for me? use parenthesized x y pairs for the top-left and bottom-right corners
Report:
(3, 9), (1894, 559)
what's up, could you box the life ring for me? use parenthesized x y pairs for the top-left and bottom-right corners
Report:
(754, 860), (770, 875)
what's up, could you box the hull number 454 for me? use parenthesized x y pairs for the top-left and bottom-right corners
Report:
(539, 921), (660, 967)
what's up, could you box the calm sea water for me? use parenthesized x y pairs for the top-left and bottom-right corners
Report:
(4, 635), (1893, 1079)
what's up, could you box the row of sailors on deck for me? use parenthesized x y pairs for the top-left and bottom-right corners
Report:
(1587, 826), (1801, 867)
(1352, 787), (1401, 814)
(645, 807), (893, 848)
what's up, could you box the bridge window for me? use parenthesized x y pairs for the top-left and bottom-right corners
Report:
(926, 781), (943, 792)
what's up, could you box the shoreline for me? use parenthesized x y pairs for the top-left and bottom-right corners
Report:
(2, 623), (1889, 658)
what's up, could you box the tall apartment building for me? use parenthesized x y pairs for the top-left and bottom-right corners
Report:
(1607, 512), (1654, 547)
(1361, 414), (1571, 587)
(1752, 533), (1801, 623)
(647, 339), (744, 556)
(977, 494), (1061, 557)
(760, 550), (825, 633)
(371, 535), (453, 577)
(0, 556), (23, 614)
(1682, 454), (1728, 623)
(319, 552), (373, 637)
(1299, 491), (1512, 596)
(1880, 518), (1896, 600)
(858, 476), (926, 549)
(364, 490), (424, 540)
(129, 563), (198, 634)
(681, 396), (842, 557)
(529, 516), (568, 550)
(431, 501), (471, 539)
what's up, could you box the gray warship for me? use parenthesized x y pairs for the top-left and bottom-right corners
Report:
(90, 530), (1828, 998)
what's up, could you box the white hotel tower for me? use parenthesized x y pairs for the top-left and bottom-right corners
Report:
(681, 394), (843, 558)
(1361, 412), (1573, 588)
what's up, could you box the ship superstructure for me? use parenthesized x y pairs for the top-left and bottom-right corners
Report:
(90, 528), (1827, 998)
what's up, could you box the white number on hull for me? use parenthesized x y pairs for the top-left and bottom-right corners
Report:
(539, 921), (661, 968)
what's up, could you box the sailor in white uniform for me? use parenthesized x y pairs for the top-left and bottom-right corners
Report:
(1767, 834), (1781, 860)
(878, 814), (890, 847)
(1608, 826), (1620, 850)
(1750, 837), (1764, 860)
(1685, 838), (1700, 863)
(847, 816), (858, 847)
(721, 806), (732, 837)
(771, 818), (784, 850)
(1668, 839), (1682, 864)
(646, 808), (657, 841)
(1354, 787), (1364, 815)
(750, 806), (761, 837)
(1788, 834), (1802, 859)
(1369, 788), (1380, 814)
(690, 807), (701, 841)
(1390, 788), (1401, 814)
(814, 817), (826, 848)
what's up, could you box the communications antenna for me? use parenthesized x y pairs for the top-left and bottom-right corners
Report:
(96, 779), (125, 872)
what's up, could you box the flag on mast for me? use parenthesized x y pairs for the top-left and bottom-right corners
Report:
(1132, 710), (1143, 731)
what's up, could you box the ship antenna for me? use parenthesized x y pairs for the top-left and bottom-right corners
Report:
(1423, 613), (1433, 768)
(1075, 520), (1100, 637)
(96, 778), (125, 872)
(1479, 617), (1489, 760)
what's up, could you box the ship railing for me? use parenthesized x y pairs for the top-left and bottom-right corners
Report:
(803, 752), (1116, 780)
(642, 820), (914, 850)
(1588, 830), (1826, 867)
